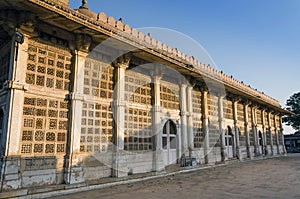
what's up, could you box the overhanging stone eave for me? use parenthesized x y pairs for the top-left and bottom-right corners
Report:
(3, 0), (285, 114)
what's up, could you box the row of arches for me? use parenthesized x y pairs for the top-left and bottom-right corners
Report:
(161, 121), (267, 166)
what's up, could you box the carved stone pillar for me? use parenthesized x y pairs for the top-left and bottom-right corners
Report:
(112, 56), (129, 178)
(279, 116), (287, 155)
(274, 115), (280, 154)
(180, 83), (188, 155)
(218, 94), (227, 162)
(244, 102), (251, 158)
(187, 85), (194, 151)
(1, 27), (30, 190)
(65, 50), (87, 184)
(251, 106), (259, 156)
(262, 109), (268, 155)
(201, 89), (209, 164)
(268, 112), (274, 155)
(151, 74), (164, 172)
(233, 98), (241, 160)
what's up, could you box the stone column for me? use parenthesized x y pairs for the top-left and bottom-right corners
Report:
(274, 115), (280, 154)
(202, 89), (209, 164)
(268, 112), (274, 155)
(180, 83), (188, 155)
(187, 85), (194, 152)
(251, 106), (259, 156)
(151, 74), (164, 172)
(1, 29), (30, 190)
(233, 98), (241, 160)
(218, 94), (227, 162)
(262, 109), (268, 155)
(112, 57), (129, 177)
(244, 102), (251, 158)
(65, 50), (87, 184)
(279, 116), (287, 155)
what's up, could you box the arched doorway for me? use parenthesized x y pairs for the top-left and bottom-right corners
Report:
(225, 126), (234, 158)
(258, 131), (263, 154)
(162, 120), (177, 166)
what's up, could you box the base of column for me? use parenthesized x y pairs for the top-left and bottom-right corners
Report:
(221, 146), (227, 162)
(64, 153), (84, 184)
(152, 149), (165, 173)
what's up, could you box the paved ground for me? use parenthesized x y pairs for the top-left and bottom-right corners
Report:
(54, 154), (300, 199)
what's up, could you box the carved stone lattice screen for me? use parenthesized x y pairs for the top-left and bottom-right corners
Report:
(264, 112), (269, 127)
(266, 130), (271, 145)
(208, 94), (220, 147)
(237, 103), (245, 144)
(0, 41), (11, 89)
(223, 99), (233, 120)
(80, 103), (112, 153)
(192, 89), (203, 148)
(247, 108), (254, 145)
(124, 71), (152, 151)
(256, 110), (262, 125)
(80, 58), (113, 153)
(160, 83), (179, 110)
(21, 96), (69, 155)
(208, 94), (218, 117)
(21, 40), (71, 156)
(26, 40), (71, 91)
(237, 103), (244, 123)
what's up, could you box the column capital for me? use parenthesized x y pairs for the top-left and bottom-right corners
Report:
(243, 100), (251, 106)
(199, 86), (209, 93)
(113, 54), (131, 69)
(217, 92), (226, 99)
(232, 95), (241, 103)
(73, 49), (89, 58)
(75, 33), (92, 53)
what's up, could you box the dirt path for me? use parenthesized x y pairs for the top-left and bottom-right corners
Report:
(53, 154), (300, 199)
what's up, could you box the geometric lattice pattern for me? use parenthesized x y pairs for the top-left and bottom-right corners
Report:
(80, 103), (112, 153)
(83, 58), (113, 99)
(223, 99), (233, 120)
(81, 58), (114, 153)
(237, 103), (244, 123)
(26, 41), (71, 91)
(21, 96), (69, 155)
(192, 89), (203, 148)
(160, 83), (179, 110)
(124, 71), (152, 151)
(208, 94), (218, 117)
(124, 107), (152, 151)
(125, 71), (151, 105)
(256, 109), (262, 125)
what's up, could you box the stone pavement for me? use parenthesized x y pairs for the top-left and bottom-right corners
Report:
(52, 154), (300, 199)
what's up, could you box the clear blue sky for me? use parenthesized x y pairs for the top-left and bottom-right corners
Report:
(70, 0), (300, 133)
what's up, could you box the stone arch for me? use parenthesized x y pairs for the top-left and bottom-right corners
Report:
(162, 119), (178, 166)
(258, 130), (263, 154)
(225, 126), (234, 158)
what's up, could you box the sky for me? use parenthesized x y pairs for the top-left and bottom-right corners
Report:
(69, 0), (300, 134)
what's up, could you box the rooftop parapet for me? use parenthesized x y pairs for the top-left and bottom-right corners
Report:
(36, 0), (282, 108)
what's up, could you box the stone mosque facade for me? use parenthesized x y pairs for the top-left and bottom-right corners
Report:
(0, 0), (290, 193)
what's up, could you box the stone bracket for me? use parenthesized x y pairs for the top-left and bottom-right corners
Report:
(4, 81), (29, 91)
(68, 93), (85, 101)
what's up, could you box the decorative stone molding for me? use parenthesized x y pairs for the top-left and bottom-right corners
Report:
(4, 81), (29, 91)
